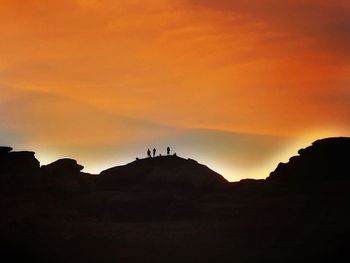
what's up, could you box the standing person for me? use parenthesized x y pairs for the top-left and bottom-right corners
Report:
(147, 149), (151, 158)
(167, 146), (170, 155)
(153, 148), (156, 157)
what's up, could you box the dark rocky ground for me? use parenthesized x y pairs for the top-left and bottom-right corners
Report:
(1, 137), (349, 262)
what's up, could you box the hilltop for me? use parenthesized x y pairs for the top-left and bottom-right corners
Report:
(98, 155), (228, 189)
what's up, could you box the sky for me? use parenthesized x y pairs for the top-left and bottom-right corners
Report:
(0, 0), (349, 181)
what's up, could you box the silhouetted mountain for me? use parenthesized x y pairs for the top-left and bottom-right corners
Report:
(267, 137), (350, 183)
(98, 155), (228, 189)
(0, 138), (350, 263)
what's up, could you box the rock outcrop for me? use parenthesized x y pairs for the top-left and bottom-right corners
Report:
(0, 146), (90, 191)
(267, 137), (350, 183)
(8, 151), (41, 172)
(0, 147), (41, 185)
(0, 146), (12, 155)
(41, 158), (89, 192)
(41, 158), (84, 177)
(0, 147), (40, 174)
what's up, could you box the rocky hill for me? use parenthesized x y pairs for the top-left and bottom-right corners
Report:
(98, 155), (228, 189)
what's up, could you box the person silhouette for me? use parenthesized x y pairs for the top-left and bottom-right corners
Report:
(167, 146), (170, 155)
(153, 148), (156, 157)
(147, 149), (151, 158)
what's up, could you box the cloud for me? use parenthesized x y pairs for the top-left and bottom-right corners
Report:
(0, 0), (349, 179)
(0, 88), (177, 146)
(187, 0), (350, 55)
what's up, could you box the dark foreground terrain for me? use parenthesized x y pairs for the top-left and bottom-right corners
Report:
(1, 137), (350, 262)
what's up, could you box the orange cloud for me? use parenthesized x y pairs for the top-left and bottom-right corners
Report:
(0, 0), (349, 179)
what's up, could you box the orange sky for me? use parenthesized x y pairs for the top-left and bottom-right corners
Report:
(0, 0), (349, 180)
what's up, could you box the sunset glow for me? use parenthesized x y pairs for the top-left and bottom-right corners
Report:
(0, 0), (349, 180)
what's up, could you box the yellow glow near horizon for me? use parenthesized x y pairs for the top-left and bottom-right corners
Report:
(29, 128), (346, 182)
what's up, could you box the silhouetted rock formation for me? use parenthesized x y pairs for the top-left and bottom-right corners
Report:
(98, 155), (228, 189)
(41, 158), (84, 176)
(1, 139), (350, 263)
(41, 158), (92, 192)
(9, 151), (40, 172)
(0, 148), (40, 173)
(0, 147), (40, 186)
(0, 146), (12, 154)
(267, 137), (350, 183)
